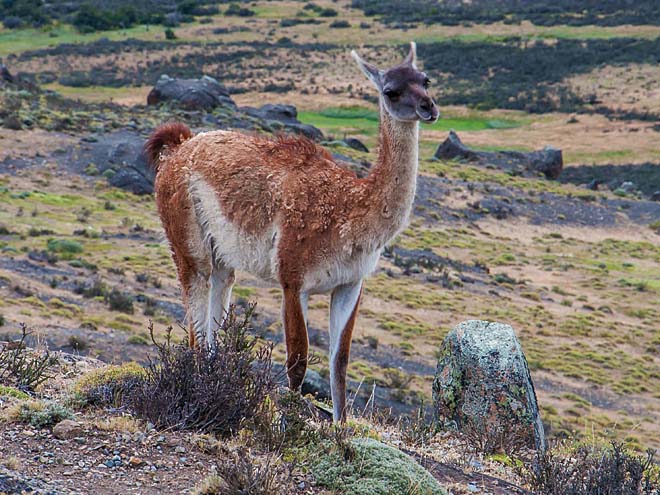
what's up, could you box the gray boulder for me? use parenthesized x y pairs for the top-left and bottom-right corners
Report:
(147, 75), (236, 111)
(434, 131), (563, 179)
(432, 320), (545, 453)
(242, 103), (324, 141)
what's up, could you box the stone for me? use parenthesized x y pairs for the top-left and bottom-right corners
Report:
(242, 103), (324, 141)
(0, 64), (13, 83)
(52, 420), (83, 440)
(147, 75), (236, 111)
(432, 320), (545, 453)
(128, 456), (143, 467)
(434, 131), (563, 179)
(301, 368), (331, 400)
(343, 137), (369, 152)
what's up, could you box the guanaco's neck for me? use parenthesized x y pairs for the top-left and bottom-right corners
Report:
(362, 98), (419, 245)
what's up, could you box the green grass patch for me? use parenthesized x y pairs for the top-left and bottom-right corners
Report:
(0, 23), (164, 56)
(299, 106), (522, 137)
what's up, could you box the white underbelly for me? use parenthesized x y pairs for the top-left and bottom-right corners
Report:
(303, 249), (381, 294)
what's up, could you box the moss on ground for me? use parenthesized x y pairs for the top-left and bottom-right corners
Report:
(311, 437), (445, 495)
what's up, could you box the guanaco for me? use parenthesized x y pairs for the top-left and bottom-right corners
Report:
(145, 42), (439, 421)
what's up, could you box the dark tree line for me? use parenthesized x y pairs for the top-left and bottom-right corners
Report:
(0, 0), (226, 31)
(418, 37), (659, 114)
(352, 0), (660, 27)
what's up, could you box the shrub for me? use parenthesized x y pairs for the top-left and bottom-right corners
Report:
(523, 441), (659, 495)
(47, 238), (83, 254)
(74, 362), (146, 407)
(0, 385), (30, 400)
(105, 288), (134, 314)
(225, 3), (255, 16)
(329, 20), (350, 28)
(74, 278), (107, 298)
(164, 27), (177, 40)
(14, 400), (73, 428)
(319, 7), (338, 17)
(129, 306), (276, 436)
(2, 15), (22, 29)
(193, 449), (286, 495)
(0, 324), (56, 392)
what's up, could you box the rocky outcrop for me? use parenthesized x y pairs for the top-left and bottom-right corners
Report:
(434, 131), (563, 179)
(242, 103), (324, 141)
(147, 75), (236, 111)
(432, 320), (545, 453)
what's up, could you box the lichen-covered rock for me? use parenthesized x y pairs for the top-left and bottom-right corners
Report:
(311, 437), (446, 495)
(432, 320), (545, 453)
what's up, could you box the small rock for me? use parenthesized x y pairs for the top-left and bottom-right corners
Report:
(128, 456), (143, 467)
(619, 181), (636, 193)
(53, 420), (83, 440)
(174, 446), (186, 454)
(104, 460), (115, 468)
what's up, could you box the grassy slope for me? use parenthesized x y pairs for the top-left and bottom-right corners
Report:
(0, 0), (658, 455)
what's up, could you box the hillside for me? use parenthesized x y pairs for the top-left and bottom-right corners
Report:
(0, 1), (659, 493)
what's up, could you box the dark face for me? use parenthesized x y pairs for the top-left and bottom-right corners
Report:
(352, 42), (440, 124)
(380, 64), (439, 123)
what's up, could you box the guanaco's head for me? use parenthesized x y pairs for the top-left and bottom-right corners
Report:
(351, 42), (439, 124)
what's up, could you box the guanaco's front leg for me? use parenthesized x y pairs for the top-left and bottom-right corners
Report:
(329, 281), (363, 422)
(282, 286), (309, 390)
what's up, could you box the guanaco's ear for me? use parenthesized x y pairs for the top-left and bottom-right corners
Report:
(351, 50), (383, 91)
(403, 41), (417, 69)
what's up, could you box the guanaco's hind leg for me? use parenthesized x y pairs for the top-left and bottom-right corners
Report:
(329, 281), (363, 422)
(209, 264), (235, 336)
(282, 287), (309, 390)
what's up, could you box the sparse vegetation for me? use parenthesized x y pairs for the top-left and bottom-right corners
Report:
(128, 306), (277, 436)
(522, 442), (659, 495)
(0, 324), (56, 392)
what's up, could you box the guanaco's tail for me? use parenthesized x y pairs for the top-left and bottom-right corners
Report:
(144, 122), (193, 173)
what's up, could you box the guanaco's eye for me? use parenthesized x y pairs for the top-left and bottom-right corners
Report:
(423, 77), (431, 89)
(383, 88), (401, 100)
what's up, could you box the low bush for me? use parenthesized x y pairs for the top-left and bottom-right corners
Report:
(74, 362), (146, 407)
(129, 305), (277, 436)
(0, 324), (56, 392)
(47, 238), (83, 254)
(105, 288), (134, 314)
(193, 449), (286, 495)
(329, 20), (350, 28)
(523, 441), (659, 495)
(13, 400), (73, 428)
(225, 3), (255, 17)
